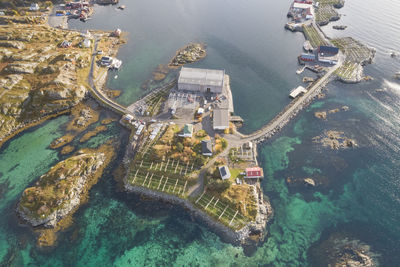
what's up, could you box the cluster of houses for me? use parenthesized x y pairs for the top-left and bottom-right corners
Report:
(57, 1), (93, 21)
(287, 0), (315, 23)
(299, 45), (340, 65)
(59, 31), (92, 49)
(121, 114), (147, 140)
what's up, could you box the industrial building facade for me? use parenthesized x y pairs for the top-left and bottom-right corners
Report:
(178, 67), (225, 94)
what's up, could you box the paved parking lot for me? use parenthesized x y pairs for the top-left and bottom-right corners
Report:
(167, 91), (202, 111)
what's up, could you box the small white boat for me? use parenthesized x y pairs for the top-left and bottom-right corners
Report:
(114, 75), (118, 79)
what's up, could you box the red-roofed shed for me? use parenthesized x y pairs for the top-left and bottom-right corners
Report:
(245, 167), (264, 179)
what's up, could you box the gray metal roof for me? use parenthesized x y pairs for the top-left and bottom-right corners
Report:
(178, 67), (224, 87)
(213, 108), (229, 128)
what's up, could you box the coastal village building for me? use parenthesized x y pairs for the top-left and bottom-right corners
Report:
(317, 45), (339, 65)
(178, 67), (225, 94)
(60, 41), (72, 48)
(213, 107), (229, 131)
(318, 45), (339, 56)
(245, 167), (264, 179)
(100, 56), (112, 66)
(30, 3), (40, 11)
(82, 38), (91, 48)
(288, 1), (313, 21)
(299, 53), (316, 62)
(201, 140), (213, 156)
(290, 86), (307, 98)
(179, 124), (193, 138)
(219, 166), (231, 180)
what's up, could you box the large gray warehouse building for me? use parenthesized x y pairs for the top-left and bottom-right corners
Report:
(178, 67), (225, 94)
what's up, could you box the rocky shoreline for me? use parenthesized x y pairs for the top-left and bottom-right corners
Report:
(17, 152), (106, 228)
(124, 180), (272, 247)
(0, 108), (70, 149)
(16, 142), (116, 247)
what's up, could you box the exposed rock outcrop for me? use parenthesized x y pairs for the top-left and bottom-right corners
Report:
(313, 130), (357, 150)
(0, 25), (95, 147)
(17, 152), (106, 228)
(169, 43), (206, 68)
(16, 141), (116, 247)
(304, 178), (316, 187)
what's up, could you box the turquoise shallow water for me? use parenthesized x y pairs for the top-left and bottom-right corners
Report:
(1, 0), (400, 266)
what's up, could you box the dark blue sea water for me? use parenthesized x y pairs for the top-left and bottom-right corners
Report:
(1, 0), (400, 266)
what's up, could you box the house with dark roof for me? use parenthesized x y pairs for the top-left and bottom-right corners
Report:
(201, 140), (212, 156)
(317, 46), (340, 65)
(318, 46), (339, 55)
(219, 166), (231, 180)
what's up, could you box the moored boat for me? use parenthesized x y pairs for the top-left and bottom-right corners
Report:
(333, 25), (347, 30)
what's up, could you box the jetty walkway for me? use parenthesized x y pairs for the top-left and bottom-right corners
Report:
(239, 56), (343, 144)
(88, 38), (130, 115)
(87, 38), (174, 118)
(87, 24), (342, 147)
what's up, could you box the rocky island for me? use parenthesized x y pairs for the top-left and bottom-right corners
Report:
(169, 43), (206, 68)
(17, 142), (115, 246)
(313, 130), (357, 150)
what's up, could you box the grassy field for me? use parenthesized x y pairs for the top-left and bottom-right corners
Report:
(192, 192), (251, 230)
(316, 0), (343, 5)
(127, 125), (206, 197)
(127, 159), (194, 197)
(334, 61), (359, 80)
(315, 4), (339, 25)
(302, 24), (328, 48)
(332, 37), (374, 64)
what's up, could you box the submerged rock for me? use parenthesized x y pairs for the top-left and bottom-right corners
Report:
(309, 232), (379, 267)
(315, 111), (327, 120)
(313, 130), (357, 150)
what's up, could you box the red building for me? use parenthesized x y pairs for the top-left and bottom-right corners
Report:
(245, 167), (264, 179)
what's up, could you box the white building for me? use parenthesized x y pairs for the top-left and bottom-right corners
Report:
(292, 2), (312, 11)
(29, 3), (39, 11)
(82, 38), (91, 48)
(289, 86), (307, 99)
(178, 67), (225, 94)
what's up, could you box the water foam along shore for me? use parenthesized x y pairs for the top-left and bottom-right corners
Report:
(124, 178), (272, 247)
